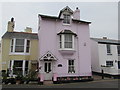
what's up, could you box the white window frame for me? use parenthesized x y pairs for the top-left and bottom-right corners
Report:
(63, 14), (71, 25)
(59, 34), (75, 50)
(68, 60), (75, 73)
(106, 61), (113, 67)
(106, 44), (111, 54)
(117, 45), (120, 56)
(10, 38), (30, 55)
(9, 60), (29, 76)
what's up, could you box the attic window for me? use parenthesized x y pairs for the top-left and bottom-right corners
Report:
(63, 14), (71, 24)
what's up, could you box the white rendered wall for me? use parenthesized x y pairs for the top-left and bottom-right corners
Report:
(91, 40), (101, 73)
(98, 44), (119, 75)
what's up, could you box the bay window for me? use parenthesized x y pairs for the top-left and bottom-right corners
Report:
(59, 34), (74, 50)
(10, 38), (30, 54)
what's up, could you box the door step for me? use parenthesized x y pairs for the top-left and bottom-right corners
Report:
(44, 80), (53, 85)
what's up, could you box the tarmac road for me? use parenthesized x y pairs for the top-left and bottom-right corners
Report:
(1, 79), (119, 88)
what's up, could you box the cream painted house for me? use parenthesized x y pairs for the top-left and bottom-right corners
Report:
(1, 18), (38, 76)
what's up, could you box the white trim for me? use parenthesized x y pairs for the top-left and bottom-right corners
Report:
(22, 60), (25, 76)
(9, 60), (29, 76)
(61, 34), (64, 49)
(62, 23), (71, 26)
(10, 38), (30, 55)
(24, 39), (27, 53)
(60, 34), (75, 50)
(72, 35), (75, 49)
(9, 53), (30, 55)
(40, 51), (57, 61)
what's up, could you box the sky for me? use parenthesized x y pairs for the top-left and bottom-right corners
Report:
(0, 1), (118, 40)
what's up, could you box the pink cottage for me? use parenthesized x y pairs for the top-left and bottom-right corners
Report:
(38, 6), (92, 84)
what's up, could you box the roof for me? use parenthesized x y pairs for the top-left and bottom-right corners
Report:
(58, 6), (73, 17)
(39, 14), (91, 24)
(57, 30), (77, 36)
(91, 38), (120, 45)
(39, 14), (63, 20)
(2, 31), (38, 39)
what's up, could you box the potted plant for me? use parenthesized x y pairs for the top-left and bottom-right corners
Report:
(15, 73), (23, 84)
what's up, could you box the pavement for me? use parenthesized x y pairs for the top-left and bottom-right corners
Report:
(1, 75), (119, 88)
(92, 74), (111, 80)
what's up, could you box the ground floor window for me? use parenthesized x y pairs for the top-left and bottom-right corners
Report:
(9, 60), (29, 76)
(106, 61), (113, 67)
(118, 61), (120, 69)
(68, 60), (75, 73)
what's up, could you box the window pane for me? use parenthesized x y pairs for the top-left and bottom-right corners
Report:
(15, 46), (24, 52)
(106, 44), (111, 53)
(11, 46), (13, 52)
(106, 61), (113, 67)
(14, 61), (23, 67)
(64, 34), (73, 48)
(25, 61), (28, 68)
(117, 45), (120, 55)
(44, 63), (47, 72)
(48, 63), (51, 72)
(63, 14), (70, 24)
(11, 39), (14, 45)
(26, 40), (30, 53)
(16, 39), (24, 45)
(118, 61), (120, 69)
(15, 39), (24, 52)
(68, 60), (75, 73)
(11, 39), (14, 52)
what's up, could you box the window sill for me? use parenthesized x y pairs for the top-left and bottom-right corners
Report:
(59, 48), (75, 51)
(107, 53), (112, 55)
(59, 49), (75, 54)
(9, 53), (30, 55)
(62, 23), (71, 26)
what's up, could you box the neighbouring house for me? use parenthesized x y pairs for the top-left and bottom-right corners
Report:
(91, 37), (120, 78)
(38, 6), (92, 84)
(0, 41), (1, 71)
(1, 18), (38, 77)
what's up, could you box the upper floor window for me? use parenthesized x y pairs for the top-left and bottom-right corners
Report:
(64, 34), (72, 48)
(68, 60), (75, 73)
(106, 44), (111, 54)
(59, 34), (74, 50)
(106, 61), (113, 67)
(118, 61), (120, 69)
(15, 39), (24, 52)
(63, 14), (71, 24)
(117, 45), (120, 55)
(10, 38), (30, 54)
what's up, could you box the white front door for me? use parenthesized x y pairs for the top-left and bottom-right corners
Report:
(44, 61), (53, 80)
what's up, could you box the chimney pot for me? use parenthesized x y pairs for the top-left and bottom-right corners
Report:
(11, 17), (14, 22)
(103, 37), (107, 39)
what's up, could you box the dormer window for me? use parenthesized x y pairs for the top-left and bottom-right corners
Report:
(63, 14), (71, 24)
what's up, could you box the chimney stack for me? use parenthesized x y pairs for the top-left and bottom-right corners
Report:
(7, 17), (15, 32)
(103, 37), (107, 39)
(73, 7), (80, 20)
(24, 27), (32, 33)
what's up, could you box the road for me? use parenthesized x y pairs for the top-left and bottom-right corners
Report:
(1, 79), (119, 88)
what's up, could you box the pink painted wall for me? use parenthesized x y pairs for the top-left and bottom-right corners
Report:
(38, 17), (92, 77)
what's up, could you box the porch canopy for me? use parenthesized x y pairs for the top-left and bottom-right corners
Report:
(39, 51), (57, 61)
